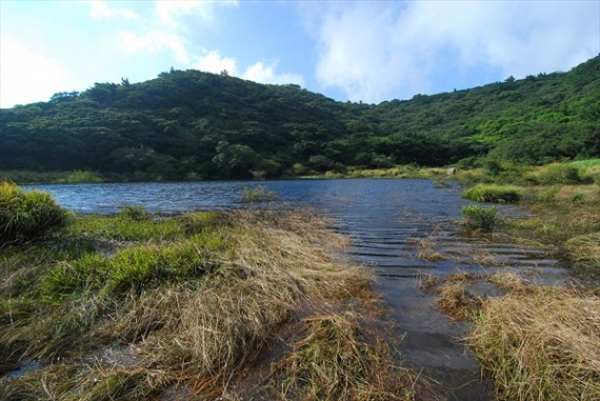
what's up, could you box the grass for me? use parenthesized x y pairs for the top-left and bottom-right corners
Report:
(525, 164), (590, 185)
(468, 283), (600, 401)
(270, 313), (417, 400)
(118, 204), (150, 220)
(422, 272), (600, 401)
(240, 185), (279, 203)
(428, 165), (600, 400)
(63, 170), (103, 183)
(566, 158), (600, 168)
(462, 183), (523, 203)
(434, 280), (481, 321)
(0, 200), (422, 400)
(461, 205), (503, 232)
(419, 162), (600, 400)
(504, 188), (600, 283)
(0, 180), (70, 244)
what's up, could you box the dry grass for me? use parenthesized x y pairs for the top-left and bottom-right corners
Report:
(424, 274), (483, 321)
(269, 312), (418, 400)
(567, 232), (600, 269)
(426, 271), (600, 401)
(467, 284), (600, 401)
(0, 209), (421, 400)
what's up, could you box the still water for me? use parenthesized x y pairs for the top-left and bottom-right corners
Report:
(27, 179), (567, 400)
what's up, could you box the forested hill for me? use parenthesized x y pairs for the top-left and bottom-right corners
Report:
(1, 56), (598, 180)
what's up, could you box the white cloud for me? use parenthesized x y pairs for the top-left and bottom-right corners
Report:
(303, 1), (600, 103)
(194, 50), (238, 74)
(120, 31), (190, 64)
(88, 0), (139, 20)
(155, 0), (237, 26)
(193, 51), (304, 86)
(0, 38), (70, 108)
(242, 61), (305, 86)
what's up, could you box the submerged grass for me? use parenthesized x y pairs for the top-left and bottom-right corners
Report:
(0, 202), (421, 400)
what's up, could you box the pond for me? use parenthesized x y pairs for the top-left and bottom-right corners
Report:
(26, 179), (568, 400)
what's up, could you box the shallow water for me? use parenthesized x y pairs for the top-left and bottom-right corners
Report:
(25, 179), (569, 399)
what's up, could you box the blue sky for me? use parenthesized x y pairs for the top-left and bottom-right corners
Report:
(1, 0), (599, 108)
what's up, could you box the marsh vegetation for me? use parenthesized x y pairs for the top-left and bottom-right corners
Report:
(441, 159), (600, 401)
(0, 185), (422, 400)
(2, 158), (599, 401)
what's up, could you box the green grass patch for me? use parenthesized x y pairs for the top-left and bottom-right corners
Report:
(462, 184), (522, 203)
(119, 204), (150, 220)
(461, 205), (502, 232)
(40, 232), (226, 302)
(64, 210), (221, 242)
(0, 181), (70, 244)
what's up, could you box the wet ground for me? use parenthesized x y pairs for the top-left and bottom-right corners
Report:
(341, 198), (568, 400)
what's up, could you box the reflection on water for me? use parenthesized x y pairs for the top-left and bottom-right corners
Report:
(25, 179), (568, 400)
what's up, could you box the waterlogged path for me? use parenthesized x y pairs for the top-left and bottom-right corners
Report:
(28, 179), (569, 400)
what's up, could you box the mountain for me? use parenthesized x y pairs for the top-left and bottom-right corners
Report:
(1, 57), (598, 180)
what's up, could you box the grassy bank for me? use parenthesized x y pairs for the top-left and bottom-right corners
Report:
(422, 272), (600, 401)
(436, 160), (600, 401)
(0, 190), (421, 400)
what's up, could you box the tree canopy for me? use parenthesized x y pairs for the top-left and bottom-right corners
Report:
(1, 56), (598, 180)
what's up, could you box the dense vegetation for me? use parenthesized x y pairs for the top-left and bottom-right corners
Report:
(0, 57), (598, 181)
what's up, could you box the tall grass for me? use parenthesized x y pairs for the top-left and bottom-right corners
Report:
(505, 192), (600, 282)
(0, 181), (70, 244)
(526, 164), (590, 185)
(468, 285), (600, 401)
(424, 272), (600, 401)
(64, 170), (103, 183)
(461, 205), (502, 232)
(0, 209), (420, 400)
(566, 158), (600, 168)
(271, 314), (416, 400)
(462, 183), (523, 203)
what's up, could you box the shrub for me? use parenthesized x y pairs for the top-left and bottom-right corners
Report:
(462, 184), (522, 203)
(461, 205), (502, 232)
(240, 186), (278, 203)
(0, 180), (70, 243)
